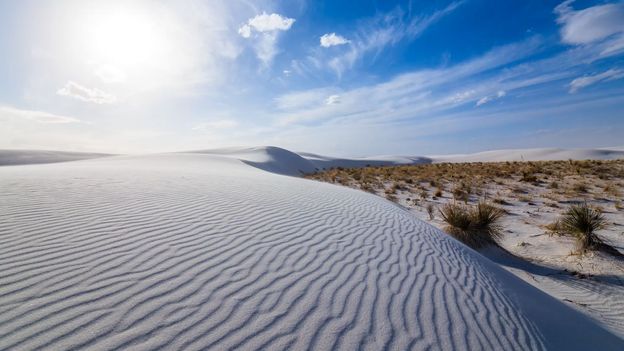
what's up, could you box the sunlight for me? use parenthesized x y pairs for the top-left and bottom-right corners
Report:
(85, 8), (164, 68)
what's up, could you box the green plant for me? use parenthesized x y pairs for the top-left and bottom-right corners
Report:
(560, 203), (608, 253)
(439, 202), (505, 248)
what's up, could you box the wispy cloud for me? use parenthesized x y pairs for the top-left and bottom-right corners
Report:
(273, 34), (614, 127)
(0, 105), (81, 123)
(569, 68), (624, 93)
(555, 1), (624, 45)
(327, 1), (464, 76)
(320, 33), (350, 47)
(57, 81), (117, 104)
(239, 12), (295, 65)
(325, 94), (341, 105)
(476, 90), (506, 106)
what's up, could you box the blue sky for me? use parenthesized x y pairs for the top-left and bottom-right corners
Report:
(0, 0), (623, 156)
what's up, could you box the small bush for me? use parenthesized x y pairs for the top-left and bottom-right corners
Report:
(560, 203), (608, 253)
(545, 219), (563, 236)
(439, 202), (505, 248)
(426, 203), (435, 220)
(435, 188), (443, 197)
(572, 182), (588, 193)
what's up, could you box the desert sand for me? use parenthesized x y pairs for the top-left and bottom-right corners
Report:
(1, 147), (623, 350)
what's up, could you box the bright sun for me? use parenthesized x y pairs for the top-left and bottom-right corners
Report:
(86, 9), (162, 67)
(60, 1), (198, 91)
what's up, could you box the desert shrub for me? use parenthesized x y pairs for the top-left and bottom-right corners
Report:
(426, 203), (435, 220)
(360, 183), (375, 193)
(521, 171), (538, 183)
(560, 203), (608, 253)
(545, 219), (563, 236)
(452, 187), (468, 203)
(439, 202), (505, 248)
(572, 182), (588, 193)
(603, 182), (621, 197)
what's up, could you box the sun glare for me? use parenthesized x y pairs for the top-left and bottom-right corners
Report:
(86, 10), (162, 67)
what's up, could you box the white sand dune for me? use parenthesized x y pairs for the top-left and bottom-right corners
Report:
(1, 151), (623, 350)
(190, 146), (624, 176)
(0, 150), (112, 166)
(191, 147), (429, 176)
(429, 147), (624, 163)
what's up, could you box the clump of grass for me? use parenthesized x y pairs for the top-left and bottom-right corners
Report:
(603, 182), (621, 198)
(434, 188), (443, 198)
(572, 182), (589, 194)
(426, 203), (435, 220)
(386, 193), (398, 202)
(559, 203), (608, 253)
(545, 219), (563, 236)
(521, 172), (538, 183)
(439, 201), (505, 248)
(452, 187), (469, 203)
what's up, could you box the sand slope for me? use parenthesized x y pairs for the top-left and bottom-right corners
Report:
(0, 150), (112, 166)
(1, 153), (622, 350)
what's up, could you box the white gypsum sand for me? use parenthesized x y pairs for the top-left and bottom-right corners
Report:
(1, 150), (623, 350)
(306, 154), (624, 339)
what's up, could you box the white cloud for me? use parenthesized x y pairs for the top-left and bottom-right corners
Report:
(238, 24), (252, 38)
(325, 95), (341, 105)
(569, 68), (624, 93)
(476, 96), (491, 107)
(238, 12), (295, 65)
(476, 90), (507, 106)
(94, 64), (126, 83)
(241, 12), (295, 34)
(274, 37), (568, 126)
(0, 105), (81, 123)
(320, 33), (350, 47)
(57, 81), (117, 104)
(555, 1), (624, 45)
(238, 12), (295, 40)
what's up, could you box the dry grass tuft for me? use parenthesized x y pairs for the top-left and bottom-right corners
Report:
(439, 202), (505, 248)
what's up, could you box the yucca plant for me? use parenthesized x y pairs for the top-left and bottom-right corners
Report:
(560, 203), (608, 253)
(439, 201), (505, 248)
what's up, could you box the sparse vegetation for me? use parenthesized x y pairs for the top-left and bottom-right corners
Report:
(306, 159), (624, 255)
(559, 203), (608, 253)
(439, 202), (505, 248)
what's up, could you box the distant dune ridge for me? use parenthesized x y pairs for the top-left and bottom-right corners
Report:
(1, 149), (623, 350)
(2, 146), (623, 171)
(190, 146), (624, 176)
(0, 149), (112, 166)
